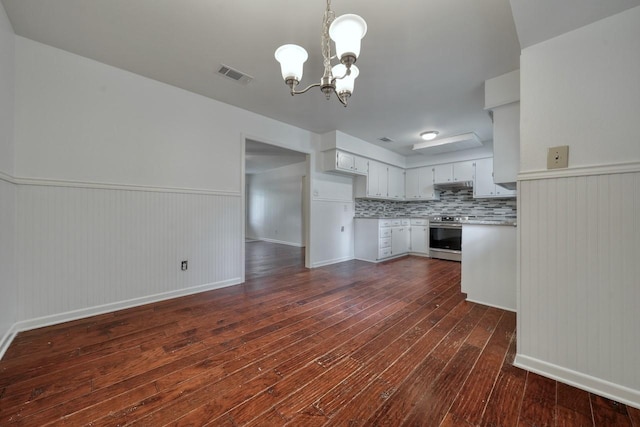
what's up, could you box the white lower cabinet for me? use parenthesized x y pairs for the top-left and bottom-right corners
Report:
(409, 218), (429, 255)
(355, 218), (410, 262)
(461, 224), (516, 311)
(391, 220), (410, 255)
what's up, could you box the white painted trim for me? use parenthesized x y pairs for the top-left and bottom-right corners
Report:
(3, 173), (241, 196)
(514, 354), (640, 410)
(311, 256), (354, 268)
(312, 197), (354, 203)
(258, 238), (305, 248)
(518, 161), (640, 181)
(0, 277), (242, 360)
(0, 170), (16, 184)
(465, 297), (516, 313)
(0, 325), (20, 361)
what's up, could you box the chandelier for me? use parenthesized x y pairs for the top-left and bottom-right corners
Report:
(274, 0), (367, 107)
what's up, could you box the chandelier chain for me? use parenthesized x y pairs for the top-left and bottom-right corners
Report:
(321, 0), (335, 79)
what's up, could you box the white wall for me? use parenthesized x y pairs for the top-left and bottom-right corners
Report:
(0, 1), (16, 355)
(517, 6), (640, 408)
(0, 2), (13, 175)
(246, 162), (306, 246)
(9, 37), (353, 336)
(520, 6), (640, 172)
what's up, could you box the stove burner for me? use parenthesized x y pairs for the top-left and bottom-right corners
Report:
(429, 215), (471, 223)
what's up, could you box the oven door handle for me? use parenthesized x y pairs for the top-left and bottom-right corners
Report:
(430, 223), (462, 229)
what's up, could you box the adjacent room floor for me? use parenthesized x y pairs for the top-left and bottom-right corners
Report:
(1, 255), (638, 426)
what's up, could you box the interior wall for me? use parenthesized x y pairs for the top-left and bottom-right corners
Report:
(519, 6), (640, 173)
(11, 37), (352, 330)
(517, 6), (640, 408)
(246, 162), (306, 247)
(0, 1), (16, 354)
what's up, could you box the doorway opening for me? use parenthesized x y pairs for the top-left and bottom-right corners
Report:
(242, 138), (311, 280)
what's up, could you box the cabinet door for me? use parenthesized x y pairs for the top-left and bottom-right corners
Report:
(367, 160), (388, 198)
(367, 160), (380, 197)
(474, 158), (496, 197)
(388, 166), (405, 199)
(410, 226), (428, 254)
(495, 184), (517, 197)
(391, 226), (410, 255)
(336, 151), (355, 171)
(453, 160), (475, 182)
(405, 169), (420, 199)
(434, 164), (453, 183)
(418, 167), (437, 199)
(353, 156), (368, 175)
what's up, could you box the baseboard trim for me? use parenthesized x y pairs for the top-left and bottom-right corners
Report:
(0, 277), (242, 360)
(311, 256), (354, 268)
(0, 324), (20, 361)
(465, 297), (516, 313)
(514, 354), (640, 410)
(257, 238), (304, 248)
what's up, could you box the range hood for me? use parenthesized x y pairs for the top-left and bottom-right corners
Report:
(434, 181), (474, 190)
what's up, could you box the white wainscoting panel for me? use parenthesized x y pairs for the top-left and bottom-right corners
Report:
(516, 171), (640, 407)
(16, 184), (242, 323)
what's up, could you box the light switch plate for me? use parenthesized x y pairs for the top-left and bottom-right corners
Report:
(547, 145), (569, 169)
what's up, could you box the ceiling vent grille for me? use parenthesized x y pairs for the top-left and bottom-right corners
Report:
(217, 64), (253, 85)
(378, 137), (394, 143)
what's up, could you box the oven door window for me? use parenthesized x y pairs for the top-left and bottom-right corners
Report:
(429, 227), (462, 251)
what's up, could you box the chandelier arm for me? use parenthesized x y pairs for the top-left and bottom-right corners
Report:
(330, 69), (351, 84)
(290, 82), (322, 95)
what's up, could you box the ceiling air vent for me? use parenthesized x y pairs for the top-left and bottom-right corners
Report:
(378, 137), (394, 143)
(217, 64), (253, 85)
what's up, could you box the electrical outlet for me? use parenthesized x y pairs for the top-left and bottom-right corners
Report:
(547, 145), (569, 169)
(181, 260), (188, 271)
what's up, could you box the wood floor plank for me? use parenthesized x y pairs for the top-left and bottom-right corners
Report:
(480, 330), (527, 427)
(1, 246), (637, 426)
(590, 395), (633, 427)
(443, 311), (514, 425)
(517, 372), (557, 427)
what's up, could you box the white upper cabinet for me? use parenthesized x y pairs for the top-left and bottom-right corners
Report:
(434, 164), (453, 183)
(434, 160), (475, 183)
(453, 160), (475, 182)
(473, 158), (516, 198)
(405, 167), (439, 200)
(485, 70), (520, 189)
(367, 160), (388, 198)
(323, 149), (368, 176)
(387, 166), (405, 200)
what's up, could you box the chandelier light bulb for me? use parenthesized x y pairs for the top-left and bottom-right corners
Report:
(420, 131), (439, 141)
(329, 14), (367, 64)
(275, 44), (308, 83)
(332, 64), (359, 95)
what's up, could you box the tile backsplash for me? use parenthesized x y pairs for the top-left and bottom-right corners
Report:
(355, 188), (517, 219)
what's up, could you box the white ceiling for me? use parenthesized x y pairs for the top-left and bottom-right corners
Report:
(3, 0), (638, 159)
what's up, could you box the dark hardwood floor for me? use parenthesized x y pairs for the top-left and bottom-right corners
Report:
(244, 240), (305, 280)
(1, 250), (639, 426)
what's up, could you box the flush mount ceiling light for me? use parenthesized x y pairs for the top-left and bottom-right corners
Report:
(413, 132), (482, 151)
(274, 0), (367, 107)
(420, 131), (439, 141)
